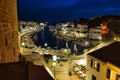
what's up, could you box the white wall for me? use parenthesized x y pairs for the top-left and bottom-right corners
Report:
(89, 27), (101, 40)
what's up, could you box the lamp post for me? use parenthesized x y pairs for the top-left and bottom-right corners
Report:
(52, 55), (57, 79)
(64, 48), (72, 76)
(21, 42), (25, 54)
(53, 62), (56, 79)
(66, 41), (71, 76)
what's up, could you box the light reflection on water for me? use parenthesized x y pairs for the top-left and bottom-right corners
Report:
(33, 27), (86, 55)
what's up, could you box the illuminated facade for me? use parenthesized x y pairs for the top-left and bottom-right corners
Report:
(89, 27), (102, 40)
(86, 42), (120, 80)
(0, 0), (19, 63)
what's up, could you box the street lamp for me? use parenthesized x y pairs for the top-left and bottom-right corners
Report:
(21, 42), (25, 54)
(85, 41), (88, 45)
(64, 48), (72, 76)
(52, 55), (57, 79)
(21, 42), (25, 46)
(44, 43), (48, 48)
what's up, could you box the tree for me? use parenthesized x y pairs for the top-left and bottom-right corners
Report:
(107, 21), (120, 34)
(105, 21), (120, 40)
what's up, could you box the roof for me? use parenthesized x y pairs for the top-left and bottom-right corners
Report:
(88, 41), (120, 67)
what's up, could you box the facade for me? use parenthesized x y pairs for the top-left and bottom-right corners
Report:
(77, 24), (88, 37)
(0, 0), (19, 63)
(64, 24), (88, 38)
(77, 24), (88, 33)
(89, 27), (102, 40)
(86, 42), (120, 80)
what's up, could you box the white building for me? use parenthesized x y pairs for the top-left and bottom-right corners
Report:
(55, 22), (67, 30)
(76, 24), (88, 37)
(65, 24), (88, 38)
(77, 24), (88, 32)
(89, 27), (102, 40)
(86, 41), (120, 80)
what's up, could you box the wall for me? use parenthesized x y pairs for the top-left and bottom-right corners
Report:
(0, 0), (19, 63)
(86, 56), (107, 80)
(107, 63), (120, 80)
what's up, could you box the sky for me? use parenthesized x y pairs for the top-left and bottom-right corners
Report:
(17, 0), (120, 23)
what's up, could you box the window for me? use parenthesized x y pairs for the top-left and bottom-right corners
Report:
(106, 68), (111, 79)
(91, 59), (93, 67)
(92, 75), (96, 80)
(97, 63), (100, 72)
(116, 74), (120, 80)
(91, 59), (100, 72)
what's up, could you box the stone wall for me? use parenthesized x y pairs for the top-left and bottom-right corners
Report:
(0, 0), (19, 63)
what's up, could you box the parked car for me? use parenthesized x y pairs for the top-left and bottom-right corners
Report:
(57, 56), (68, 62)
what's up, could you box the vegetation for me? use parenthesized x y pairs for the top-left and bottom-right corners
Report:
(107, 21), (120, 34)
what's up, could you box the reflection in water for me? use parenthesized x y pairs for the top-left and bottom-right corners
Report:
(33, 26), (86, 55)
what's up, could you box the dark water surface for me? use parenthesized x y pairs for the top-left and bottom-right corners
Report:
(33, 27), (85, 54)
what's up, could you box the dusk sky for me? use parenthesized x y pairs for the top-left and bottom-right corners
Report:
(17, 0), (120, 23)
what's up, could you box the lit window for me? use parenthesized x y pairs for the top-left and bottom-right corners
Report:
(90, 59), (100, 72)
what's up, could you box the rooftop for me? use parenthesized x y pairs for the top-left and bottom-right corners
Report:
(88, 41), (120, 68)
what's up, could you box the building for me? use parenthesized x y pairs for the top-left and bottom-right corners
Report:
(77, 24), (88, 33)
(18, 21), (40, 32)
(64, 24), (88, 38)
(86, 41), (120, 80)
(89, 27), (102, 40)
(0, 61), (54, 80)
(76, 24), (88, 37)
(18, 21), (29, 32)
(0, 0), (19, 63)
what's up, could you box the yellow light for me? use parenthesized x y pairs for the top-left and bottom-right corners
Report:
(53, 62), (56, 66)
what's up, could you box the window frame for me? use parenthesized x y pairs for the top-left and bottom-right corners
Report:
(90, 59), (100, 72)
